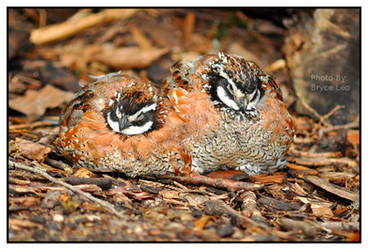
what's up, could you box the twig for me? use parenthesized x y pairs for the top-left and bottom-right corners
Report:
(318, 118), (359, 137)
(286, 163), (318, 176)
(287, 156), (358, 168)
(9, 121), (56, 130)
(64, 177), (113, 190)
(9, 160), (123, 218)
(167, 175), (264, 192)
(299, 97), (331, 127)
(288, 148), (342, 158)
(8, 129), (40, 139)
(172, 181), (191, 191)
(45, 158), (74, 174)
(293, 136), (315, 144)
(265, 59), (286, 73)
(322, 105), (345, 121)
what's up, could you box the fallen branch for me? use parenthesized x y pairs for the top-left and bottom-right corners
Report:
(30, 9), (137, 44)
(9, 160), (123, 218)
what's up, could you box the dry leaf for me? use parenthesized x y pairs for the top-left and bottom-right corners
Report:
(10, 138), (51, 162)
(9, 84), (75, 119)
(93, 46), (169, 69)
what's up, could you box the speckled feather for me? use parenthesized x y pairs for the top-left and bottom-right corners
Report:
(162, 53), (295, 175)
(55, 73), (191, 177)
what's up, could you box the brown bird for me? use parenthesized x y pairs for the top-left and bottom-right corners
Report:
(161, 52), (295, 175)
(54, 72), (192, 177)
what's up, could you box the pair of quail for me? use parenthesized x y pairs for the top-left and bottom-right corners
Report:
(54, 53), (295, 177)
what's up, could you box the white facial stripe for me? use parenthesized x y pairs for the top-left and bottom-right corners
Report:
(109, 99), (114, 106)
(128, 103), (157, 122)
(115, 106), (122, 119)
(121, 121), (154, 135)
(107, 112), (120, 132)
(247, 89), (261, 110)
(247, 89), (257, 101)
(218, 70), (237, 91)
(217, 86), (239, 110)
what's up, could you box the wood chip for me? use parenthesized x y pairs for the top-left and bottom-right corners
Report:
(250, 172), (286, 184)
(319, 221), (359, 231)
(159, 190), (179, 199)
(257, 197), (302, 211)
(310, 203), (334, 217)
(278, 218), (319, 238)
(9, 219), (41, 230)
(289, 182), (308, 196)
(304, 175), (359, 202)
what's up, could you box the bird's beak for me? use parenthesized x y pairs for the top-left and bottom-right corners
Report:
(119, 116), (129, 131)
(234, 90), (248, 110)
